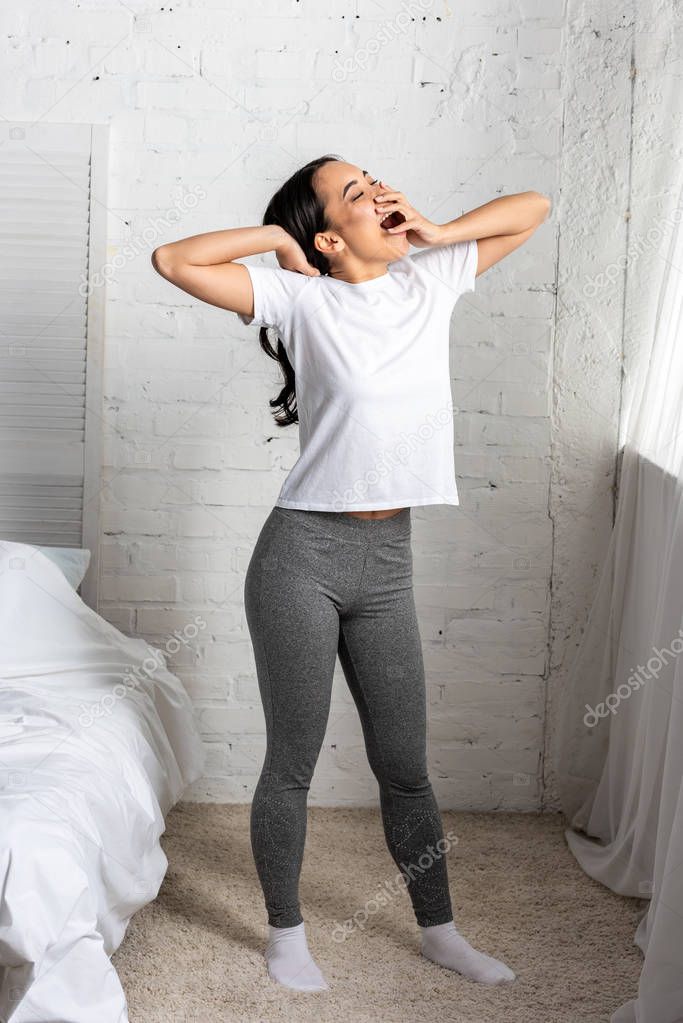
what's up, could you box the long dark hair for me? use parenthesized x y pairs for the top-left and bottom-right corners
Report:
(255, 153), (343, 426)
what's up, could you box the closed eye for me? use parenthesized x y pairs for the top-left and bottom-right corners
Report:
(352, 177), (379, 201)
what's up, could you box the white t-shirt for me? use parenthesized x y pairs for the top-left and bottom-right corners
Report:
(237, 238), (478, 511)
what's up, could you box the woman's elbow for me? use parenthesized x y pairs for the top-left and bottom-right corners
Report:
(534, 191), (552, 222)
(151, 244), (177, 279)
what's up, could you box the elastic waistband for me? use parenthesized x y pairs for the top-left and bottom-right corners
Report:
(272, 505), (411, 542)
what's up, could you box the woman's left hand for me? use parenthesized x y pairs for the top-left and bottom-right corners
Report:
(374, 183), (443, 247)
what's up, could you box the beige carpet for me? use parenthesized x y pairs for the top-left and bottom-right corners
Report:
(112, 803), (645, 1022)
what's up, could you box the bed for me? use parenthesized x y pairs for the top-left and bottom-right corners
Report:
(0, 540), (206, 1022)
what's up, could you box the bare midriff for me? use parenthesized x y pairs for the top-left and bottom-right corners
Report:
(343, 508), (406, 520)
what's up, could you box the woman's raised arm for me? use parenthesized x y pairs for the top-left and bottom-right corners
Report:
(151, 224), (317, 317)
(435, 191), (551, 277)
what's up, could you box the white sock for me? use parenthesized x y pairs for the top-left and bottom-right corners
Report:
(420, 920), (516, 985)
(265, 921), (329, 992)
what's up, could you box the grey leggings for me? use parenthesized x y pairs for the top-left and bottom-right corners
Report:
(243, 504), (454, 929)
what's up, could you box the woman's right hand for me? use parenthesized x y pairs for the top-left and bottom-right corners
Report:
(275, 233), (321, 276)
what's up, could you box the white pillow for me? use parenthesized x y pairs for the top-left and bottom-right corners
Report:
(36, 546), (91, 589)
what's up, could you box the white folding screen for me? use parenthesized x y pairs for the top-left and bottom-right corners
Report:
(0, 122), (108, 609)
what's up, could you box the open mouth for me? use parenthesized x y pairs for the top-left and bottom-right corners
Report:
(379, 210), (406, 231)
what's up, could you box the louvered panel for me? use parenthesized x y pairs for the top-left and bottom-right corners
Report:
(0, 381), (85, 396)
(0, 219), (89, 240)
(0, 128), (89, 459)
(0, 133), (90, 479)
(0, 474), (84, 547)
(3, 258), (89, 279)
(3, 419), (83, 433)
(2, 390), (86, 405)
(2, 420), (83, 433)
(0, 475), (84, 497)
(2, 506), (82, 523)
(0, 269), (90, 288)
(2, 532), (83, 545)
(0, 366), (86, 383)
(1, 493), (82, 508)
(0, 193), (90, 209)
(1, 331), (88, 344)
(0, 434), (83, 474)
(0, 287), (90, 306)
(3, 309), (88, 327)
(0, 123), (108, 600)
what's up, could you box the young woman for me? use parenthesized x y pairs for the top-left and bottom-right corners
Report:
(152, 155), (550, 993)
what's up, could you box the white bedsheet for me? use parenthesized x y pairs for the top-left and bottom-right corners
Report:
(0, 540), (206, 1022)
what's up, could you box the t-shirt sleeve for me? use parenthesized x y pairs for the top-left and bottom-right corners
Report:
(408, 238), (478, 305)
(236, 262), (311, 334)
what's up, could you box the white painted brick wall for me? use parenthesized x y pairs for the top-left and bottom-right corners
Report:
(2, 0), (634, 812)
(542, 0), (636, 809)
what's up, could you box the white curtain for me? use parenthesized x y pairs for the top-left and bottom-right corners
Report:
(554, 13), (683, 1020)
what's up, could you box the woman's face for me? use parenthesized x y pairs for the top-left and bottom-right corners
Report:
(312, 160), (410, 268)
